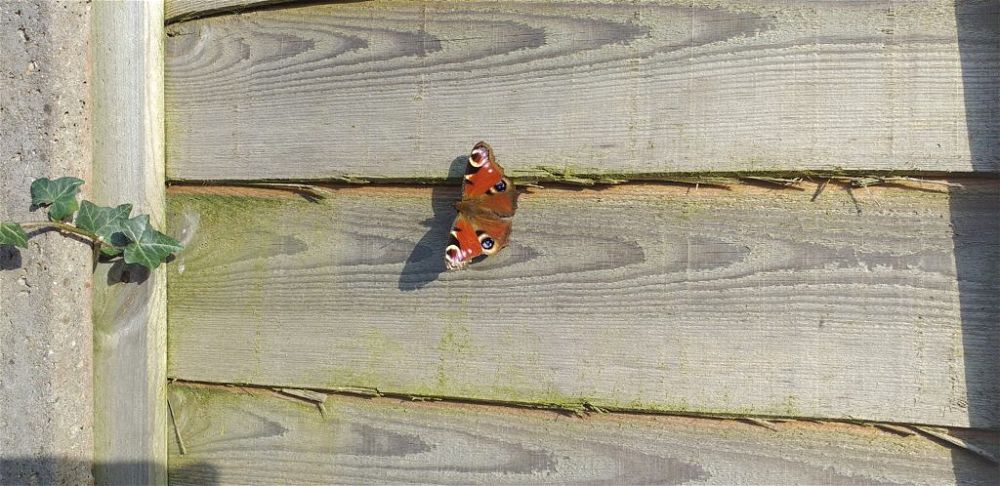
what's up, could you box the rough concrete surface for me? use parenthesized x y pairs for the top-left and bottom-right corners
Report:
(0, 1), (93, 485)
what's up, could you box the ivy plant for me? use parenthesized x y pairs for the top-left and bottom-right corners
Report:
(0, 177), (182, 270)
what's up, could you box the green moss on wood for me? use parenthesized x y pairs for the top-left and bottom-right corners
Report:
(163, 183), (984, 426)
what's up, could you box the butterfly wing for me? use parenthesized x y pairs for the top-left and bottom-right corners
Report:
(445, 142), (517, 270)
(461, 141), (516, 217)
(444, 211), (512, 271)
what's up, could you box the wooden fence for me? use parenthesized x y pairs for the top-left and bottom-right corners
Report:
(94, 0), (999, 483)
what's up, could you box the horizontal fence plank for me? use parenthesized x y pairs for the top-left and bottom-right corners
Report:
(167, 383), (998, 485)
(164, 0), (1000, 181)
(165, 181), (1000, 428)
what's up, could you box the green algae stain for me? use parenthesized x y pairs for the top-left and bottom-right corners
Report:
(321, 329), (407, 389)
(435, 321), (473, 391)
(167, 193), (334, 382)
(782, 395), (801, 416)
(362, 328), (404, 366)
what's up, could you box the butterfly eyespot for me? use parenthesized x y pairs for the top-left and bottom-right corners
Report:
(444, 244), (468, 270)
(469, 147), (489, 167)
(480, 237), (494, 250)
(493, 180), (507, 192)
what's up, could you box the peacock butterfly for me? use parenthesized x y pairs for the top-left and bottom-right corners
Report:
(445, 142), (517, 270)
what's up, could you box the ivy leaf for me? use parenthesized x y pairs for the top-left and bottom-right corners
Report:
(30, 177), (85, 221)
(75, 200), (133, 256)
(0, 223), (29, 249)
(121, 215), (183, 270)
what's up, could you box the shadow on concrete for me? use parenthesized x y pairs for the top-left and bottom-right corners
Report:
(952, 0), (1000, 483)
(0, 246), (21, 270)
(0, 459), (218, 485)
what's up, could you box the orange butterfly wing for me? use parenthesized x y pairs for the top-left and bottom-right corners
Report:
(445, 142), (517, 270)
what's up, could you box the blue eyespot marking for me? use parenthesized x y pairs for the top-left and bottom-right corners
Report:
(480, 237), (495, 250)
(493, 181), (507, 192)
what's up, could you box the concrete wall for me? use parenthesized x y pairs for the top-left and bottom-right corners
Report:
(0, 1), (93, 484)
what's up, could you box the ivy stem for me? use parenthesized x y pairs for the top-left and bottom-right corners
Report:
(18, 221), (107, 247)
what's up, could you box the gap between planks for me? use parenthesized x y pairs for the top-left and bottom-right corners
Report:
(166, 175), (979, 198)
(170, 379), (1000, 465)
(169, 378), (994, 435)
(166, 0), (301, 24)
(165, 172), (987, 188)
(165, 176), (976, 219)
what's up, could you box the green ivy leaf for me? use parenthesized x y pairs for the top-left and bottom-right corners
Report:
(75, 200), (133, 256)
(121, 215), (183, 270)
(0, 223), (29, 249)
(30, 177), (85, 221)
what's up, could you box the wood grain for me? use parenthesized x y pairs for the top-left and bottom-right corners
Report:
(165, 181), (1000, 428)
(91, 2), (168, 484)
(166, 0), (291, 24)
(164, 0), (1000, 181)
(166, 383), (1000, 485)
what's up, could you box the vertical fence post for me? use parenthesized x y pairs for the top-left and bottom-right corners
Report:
(91, 1), (167, 484)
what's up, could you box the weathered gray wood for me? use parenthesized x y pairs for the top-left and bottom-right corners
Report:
(165, 181), (1000, 428)
(167, 383), (999, 485)
(166, 0), (291, 24)
(164, 0), (1000, 181)
(92, 2), (168, 484)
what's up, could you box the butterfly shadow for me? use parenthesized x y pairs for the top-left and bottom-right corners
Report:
(398, 155), (467, 291)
